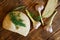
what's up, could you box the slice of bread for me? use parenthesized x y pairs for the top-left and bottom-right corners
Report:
(3, 11), (30, 36)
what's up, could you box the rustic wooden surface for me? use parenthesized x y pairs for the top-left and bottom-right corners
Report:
(0, 0), (60, 40)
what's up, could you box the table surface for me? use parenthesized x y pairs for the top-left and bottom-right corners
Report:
(0, 0), (60, 40)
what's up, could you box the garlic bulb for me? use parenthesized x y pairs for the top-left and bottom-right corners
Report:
(25, 9), (41, 29)
(44, 11), (57, 33)
(35, 4), (44, 25)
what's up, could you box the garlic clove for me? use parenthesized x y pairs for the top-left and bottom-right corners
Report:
(48, 25), (53, 33)
(33, 21), (41, 29)
(44, 25), (53, 33)
(35, 5), (44, 12)
(47, 25), (53, 33)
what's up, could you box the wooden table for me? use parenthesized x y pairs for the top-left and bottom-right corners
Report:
(0, 0), (60, 40)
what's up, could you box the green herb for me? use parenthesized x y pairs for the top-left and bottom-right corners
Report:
(25, 9), (41, 29)
(9, 12), (26, 28)
(35, 16), (42, 21)
(29, 12), (35, 17)
(28, 12), (41, 21)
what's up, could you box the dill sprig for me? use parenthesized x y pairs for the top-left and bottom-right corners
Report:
(9, 12), (26, 28)
(29, 12), (41, 21)
(35, 16), (42, 21)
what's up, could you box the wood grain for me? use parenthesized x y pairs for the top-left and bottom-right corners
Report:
(48, 29), (60, 40)
(0, 0), (60, 40)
